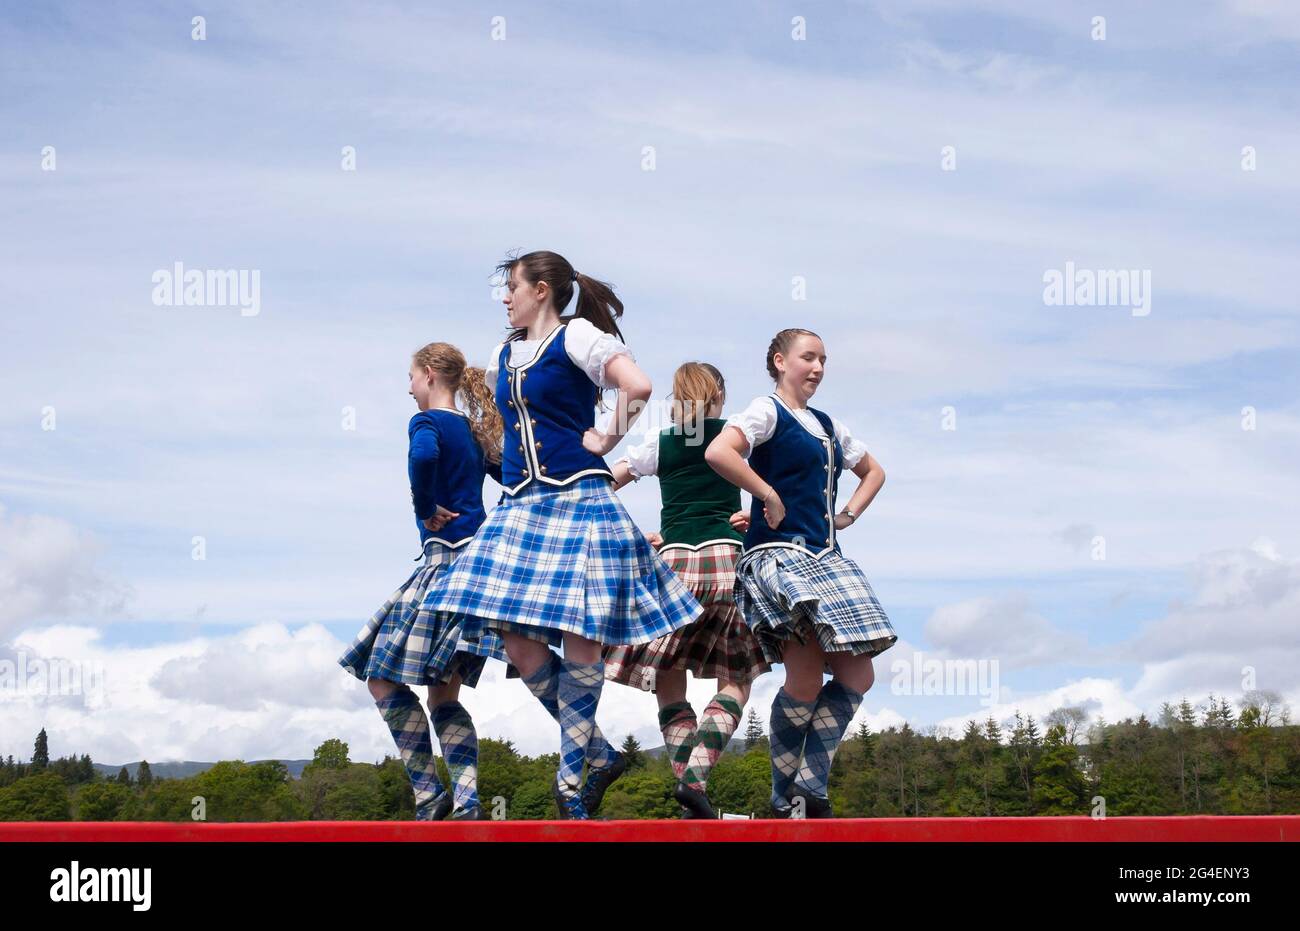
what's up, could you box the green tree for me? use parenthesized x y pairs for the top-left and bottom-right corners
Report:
(192, 760), (305, 821)
(0, 772), (72, 821)
(510, 778), (558, 820)
(137, 760), (153, 787)
(32, 729), (50, 771)
(744, 708), (765, 749)
(708, 748), (774, 816)
(116, 766), (132, 786)
(308, 739), (351, 772)
(321, 769), (387, 820)
(599, 768), (678, 820)
(620, 734), (645, 770)
(1034, 724), (1085, 814)
(76, 782), (131, 821)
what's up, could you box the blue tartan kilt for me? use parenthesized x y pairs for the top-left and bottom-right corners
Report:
(421, 475), (703, 647)
(338, 539), (506, 687)
(734, 545), (897, 666)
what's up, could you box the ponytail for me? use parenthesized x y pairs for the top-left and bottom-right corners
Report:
(496, 250), (624, 342)
(460, 366), (503, 464)
(412, 343), (503, 464)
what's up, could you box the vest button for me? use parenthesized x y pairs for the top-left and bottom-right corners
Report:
(530, 418), (537, 426)
(539, 465), (548, 474)
(508, 400), (515, 408)
(534, 441), (542, 449)
(517, 445), (524, 453)
(514, 423), (521, 431)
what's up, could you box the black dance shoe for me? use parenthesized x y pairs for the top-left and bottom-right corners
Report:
(416, 791), (453, 822)
(674, 782), (717, 819)
(581, 750), (627, 814)
(552, 782), (590, 820)
(788, 789), (834, 819)
(449, 804), (483, 821)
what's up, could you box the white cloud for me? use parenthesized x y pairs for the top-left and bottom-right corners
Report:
(0, 505), (130, 640)
(922, 594), (1090, 668)
(1129, 539), (1300, 659)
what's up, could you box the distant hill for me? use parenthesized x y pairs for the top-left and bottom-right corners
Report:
(92, 739), (752, 780)
(93, 760), (314, 780)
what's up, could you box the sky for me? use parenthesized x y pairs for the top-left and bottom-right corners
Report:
(2, 0), (1298, 766)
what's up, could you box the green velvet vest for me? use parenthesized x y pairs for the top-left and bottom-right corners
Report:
(657, 418), (744, 547)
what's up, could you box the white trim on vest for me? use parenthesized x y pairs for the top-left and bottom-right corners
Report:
(501, 324), (613, 496)
(769, 393), (838, 554)
(657, 538), (744, 554)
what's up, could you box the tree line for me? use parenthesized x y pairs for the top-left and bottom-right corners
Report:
(2, 693), (1296, 821)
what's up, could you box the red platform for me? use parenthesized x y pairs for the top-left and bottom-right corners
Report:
(3, 816), (1297, 842)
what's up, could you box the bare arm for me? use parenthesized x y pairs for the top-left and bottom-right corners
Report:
(704, 425), (785, 529)
(584, 354), (652, 456)
(609, 459), (637, 491)
(834, 452), (885, 530)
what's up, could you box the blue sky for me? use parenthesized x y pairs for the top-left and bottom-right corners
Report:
(2, 0), (1298, 764)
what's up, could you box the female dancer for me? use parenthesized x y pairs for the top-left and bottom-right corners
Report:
(338, 342), (507, 821)
(705, 328), (897, 818)
(604, 362), (769, 819)
(423, 251), (702, 819)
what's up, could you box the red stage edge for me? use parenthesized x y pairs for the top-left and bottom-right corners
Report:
(2, 815), (1297, 842)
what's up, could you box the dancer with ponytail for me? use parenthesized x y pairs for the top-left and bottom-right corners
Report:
(604, 362), (769, 819)
(705, 328), (897, 818)
(338, 342), (507, 821)
(423, 251), (702, 819)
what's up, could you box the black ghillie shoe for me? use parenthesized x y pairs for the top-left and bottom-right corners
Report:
(552, 782), (590, 820)
(416, 791), (453, 822)
(674, 782), (717, 820)
(581, 750), (627, 814)
(788, 789), (834, 819)
(449, 804), (483, 821)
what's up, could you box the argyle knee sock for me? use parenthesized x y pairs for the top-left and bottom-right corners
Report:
(431, 701), (479, 813)
(683, 693), (743, 792)
(375, 685), (444, 808)
(793, 680), (864, 799)
(555, 659), (605, 797)
(658, 701), (698, 782)
(521, 650), (620, 769)
(769, 687), (816, 809)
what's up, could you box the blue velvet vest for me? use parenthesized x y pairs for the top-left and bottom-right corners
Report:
(495, 323), (614, 495)
(744, 395), (843, 558)
(409, 409), (491, 549)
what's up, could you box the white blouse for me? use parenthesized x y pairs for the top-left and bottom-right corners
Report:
(621, 429), (661, 479)
(484, 317), (633, 390)
(724, 395), (870, 469)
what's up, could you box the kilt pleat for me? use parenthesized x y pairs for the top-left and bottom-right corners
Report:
(604, 540), (770, 688)
(338, 540), (506, 688)
(733, 546), (897, 666)
(422, 475), (703, 647)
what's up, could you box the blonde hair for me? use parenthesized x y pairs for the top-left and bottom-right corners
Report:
(670, 361), (726, 426)
(412, 342), (503, 464)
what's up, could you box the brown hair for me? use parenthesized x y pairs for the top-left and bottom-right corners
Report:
(412, 342), (503, 464)
(670, 361), (726, 426)
(765, 328), (822, 382)
(495, 250), (625, 342)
